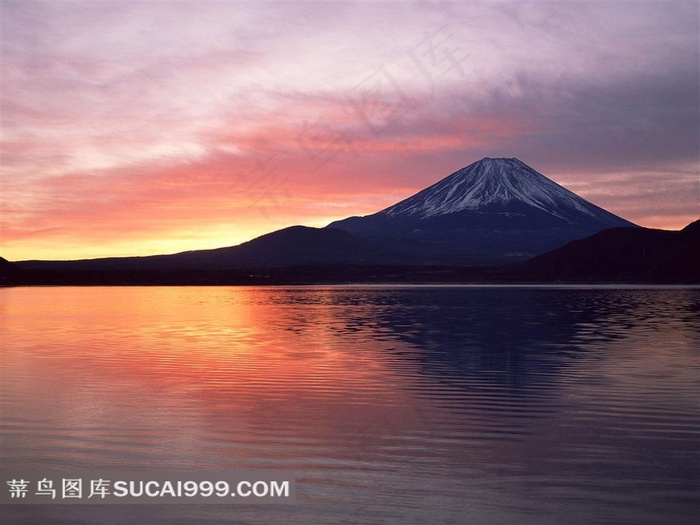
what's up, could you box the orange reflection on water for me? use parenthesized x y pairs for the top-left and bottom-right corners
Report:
(1, 286), (432, 468)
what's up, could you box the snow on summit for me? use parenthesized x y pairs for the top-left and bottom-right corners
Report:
(382, 158), (609, 222)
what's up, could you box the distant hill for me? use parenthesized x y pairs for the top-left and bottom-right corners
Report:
(213, 225), (387, 266)
(329, 157), (636, 264)
(516, 220), (700, 284)
(15, 225), (391, 278)
(17, 225), (389, 271)
(0, 256), (24, 285)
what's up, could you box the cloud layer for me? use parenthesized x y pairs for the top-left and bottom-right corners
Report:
(2, 1), (698, 260)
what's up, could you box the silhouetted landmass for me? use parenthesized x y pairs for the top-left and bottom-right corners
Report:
(8, 226), (454, 285)
(516, 220), (700, 284)
(0, 257), (25, 285)
(4, 220), (697, 286)
(5, 263), (504, 286)
(17, 226), (394, 273)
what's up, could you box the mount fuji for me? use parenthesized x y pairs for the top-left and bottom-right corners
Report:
(328, 158), (637, 263)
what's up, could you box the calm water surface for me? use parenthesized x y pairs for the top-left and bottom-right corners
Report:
(1, 286), (699, 524)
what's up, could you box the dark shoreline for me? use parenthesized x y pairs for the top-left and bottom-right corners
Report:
(4, 220), (698, 286)
(2, 264), (697, 287)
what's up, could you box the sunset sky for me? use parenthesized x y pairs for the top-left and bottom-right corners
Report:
(2, 1), (698, 261)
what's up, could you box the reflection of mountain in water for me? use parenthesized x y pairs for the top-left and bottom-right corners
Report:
(280, 287), (699, 399)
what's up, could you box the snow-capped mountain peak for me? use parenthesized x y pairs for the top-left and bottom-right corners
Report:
(380, 157), (613, 223)
(327, 157), (636, 264)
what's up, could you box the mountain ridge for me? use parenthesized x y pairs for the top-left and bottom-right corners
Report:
(328, 157), (636, 263)
(16, 226), (388, 271)
(516, 219), (700, 284)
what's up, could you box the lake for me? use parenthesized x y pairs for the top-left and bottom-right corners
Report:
(1, 286), (699, 524)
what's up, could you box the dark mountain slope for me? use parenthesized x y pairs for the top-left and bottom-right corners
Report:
(0, 257), (24, 285)
(193, 225), (388, 267)
(516, 220), (700, 283)
(17, 226), (386, 273)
